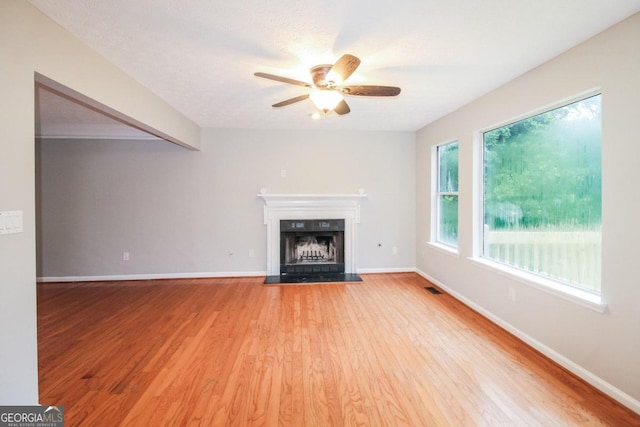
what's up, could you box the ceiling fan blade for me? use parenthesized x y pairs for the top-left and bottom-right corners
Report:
(254, 72), (312, 88)
(341, 85), (401, 97)
(272, 94), (309, 108)
(327, 54), (361, 84)
(334, 100), (350, 115)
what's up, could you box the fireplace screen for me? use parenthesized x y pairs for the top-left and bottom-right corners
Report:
(280, 219), (345, 275)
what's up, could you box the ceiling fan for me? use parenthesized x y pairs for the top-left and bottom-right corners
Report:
(254, 54), (401, 116)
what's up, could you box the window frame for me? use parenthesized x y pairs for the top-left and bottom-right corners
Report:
(473, 91), (605, 312)
(433, 140), (459, 250)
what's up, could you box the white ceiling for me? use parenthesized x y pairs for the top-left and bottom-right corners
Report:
(30, 0), (640, 137)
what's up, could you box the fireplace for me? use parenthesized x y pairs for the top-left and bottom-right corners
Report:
(259, 193), (366, 280)
(280, 219), (345, 275)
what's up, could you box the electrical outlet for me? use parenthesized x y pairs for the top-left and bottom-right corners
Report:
(280, 169), (287, 178)
(123, 252), (130, 261)
(392, 246), (398, 255)
(249, 249), (255, 258)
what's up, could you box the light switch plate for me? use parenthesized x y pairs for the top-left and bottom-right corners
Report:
(0, 211), (23, 235)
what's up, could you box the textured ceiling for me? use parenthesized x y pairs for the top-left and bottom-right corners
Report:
(30, 0), (640, 136)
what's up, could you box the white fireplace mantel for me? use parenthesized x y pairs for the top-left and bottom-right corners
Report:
(259, 193), (366, 276)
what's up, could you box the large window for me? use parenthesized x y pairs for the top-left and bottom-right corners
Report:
(436, 141), (459, 247)
(483, 94), (601, 293)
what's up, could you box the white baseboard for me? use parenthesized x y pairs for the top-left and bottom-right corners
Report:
(357, 267), (416, 274)
(415, 268), (640, 416)
(37, 271), (267, 283)
(38, 268), (415, 283)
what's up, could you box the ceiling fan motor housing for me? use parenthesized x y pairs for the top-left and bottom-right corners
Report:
(310, 65), (334, 88)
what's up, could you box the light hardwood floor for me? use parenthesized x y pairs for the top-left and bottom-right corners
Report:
(37, 273), (640, 426)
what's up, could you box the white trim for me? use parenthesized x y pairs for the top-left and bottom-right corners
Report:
(468, 257), (606, 313)
(476, 88), (602, 137)
(258, 193), (366, 276)
(258, 193), (367, 204)
(415, 268), (640, 416)
(36, 268), (420, 283)
(37, 271), (267, 283)
(426, 241), (459, 256)
(357, 267), (416, 274)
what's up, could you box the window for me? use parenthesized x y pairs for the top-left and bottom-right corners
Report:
(482, 94), (602, 294)
(436, 141), (459, 247)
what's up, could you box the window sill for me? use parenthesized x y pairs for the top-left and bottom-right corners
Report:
(468, 257), (606, 313)
(427, 241), (459, 256)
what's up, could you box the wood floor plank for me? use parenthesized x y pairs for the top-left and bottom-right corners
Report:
(37, 273), (640, 426)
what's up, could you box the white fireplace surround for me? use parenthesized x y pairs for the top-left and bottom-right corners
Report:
(259, 194), (366, 276)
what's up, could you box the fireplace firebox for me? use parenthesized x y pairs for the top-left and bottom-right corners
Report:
(280, 219), (345, 275)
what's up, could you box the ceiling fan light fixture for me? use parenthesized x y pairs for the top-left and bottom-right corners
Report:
(255, 54), (400, 116)
(309, 89), (343, 113)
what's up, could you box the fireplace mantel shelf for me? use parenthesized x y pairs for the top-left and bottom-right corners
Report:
(258, 194), (367, 204)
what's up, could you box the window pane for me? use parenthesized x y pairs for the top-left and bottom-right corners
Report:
(483, 95), (601, 293)
(438, 143), (458, 192)
(436, 141), (459, 247)
(438, 195), (458, 246)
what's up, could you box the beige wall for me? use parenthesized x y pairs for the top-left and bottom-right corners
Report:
(37, 129), (416, 278)
(416, 13), (640, 408)
(0, 1), (198, 403)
